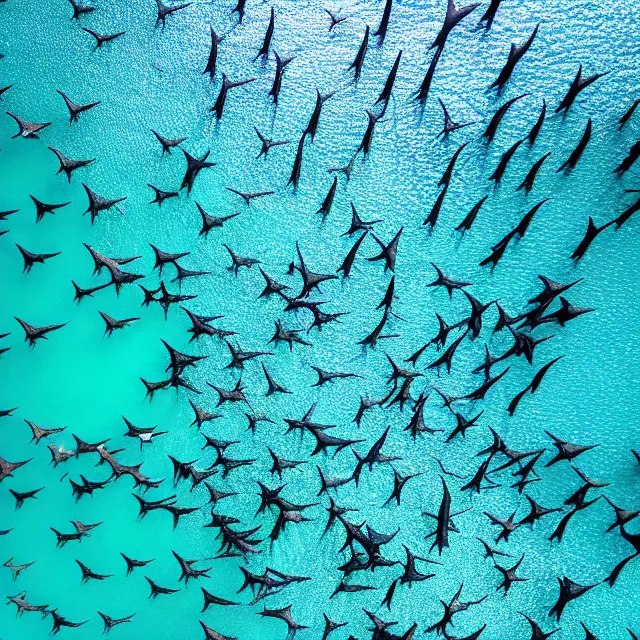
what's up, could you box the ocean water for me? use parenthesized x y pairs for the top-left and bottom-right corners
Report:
(0, 0), (639, 638)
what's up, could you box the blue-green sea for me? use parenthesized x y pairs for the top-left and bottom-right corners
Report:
(1, 0), (639, 638)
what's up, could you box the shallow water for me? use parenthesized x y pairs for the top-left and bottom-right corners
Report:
(0, 0), (639, 638)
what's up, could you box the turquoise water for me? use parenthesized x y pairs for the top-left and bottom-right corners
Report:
(0, 0), (639, 638)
